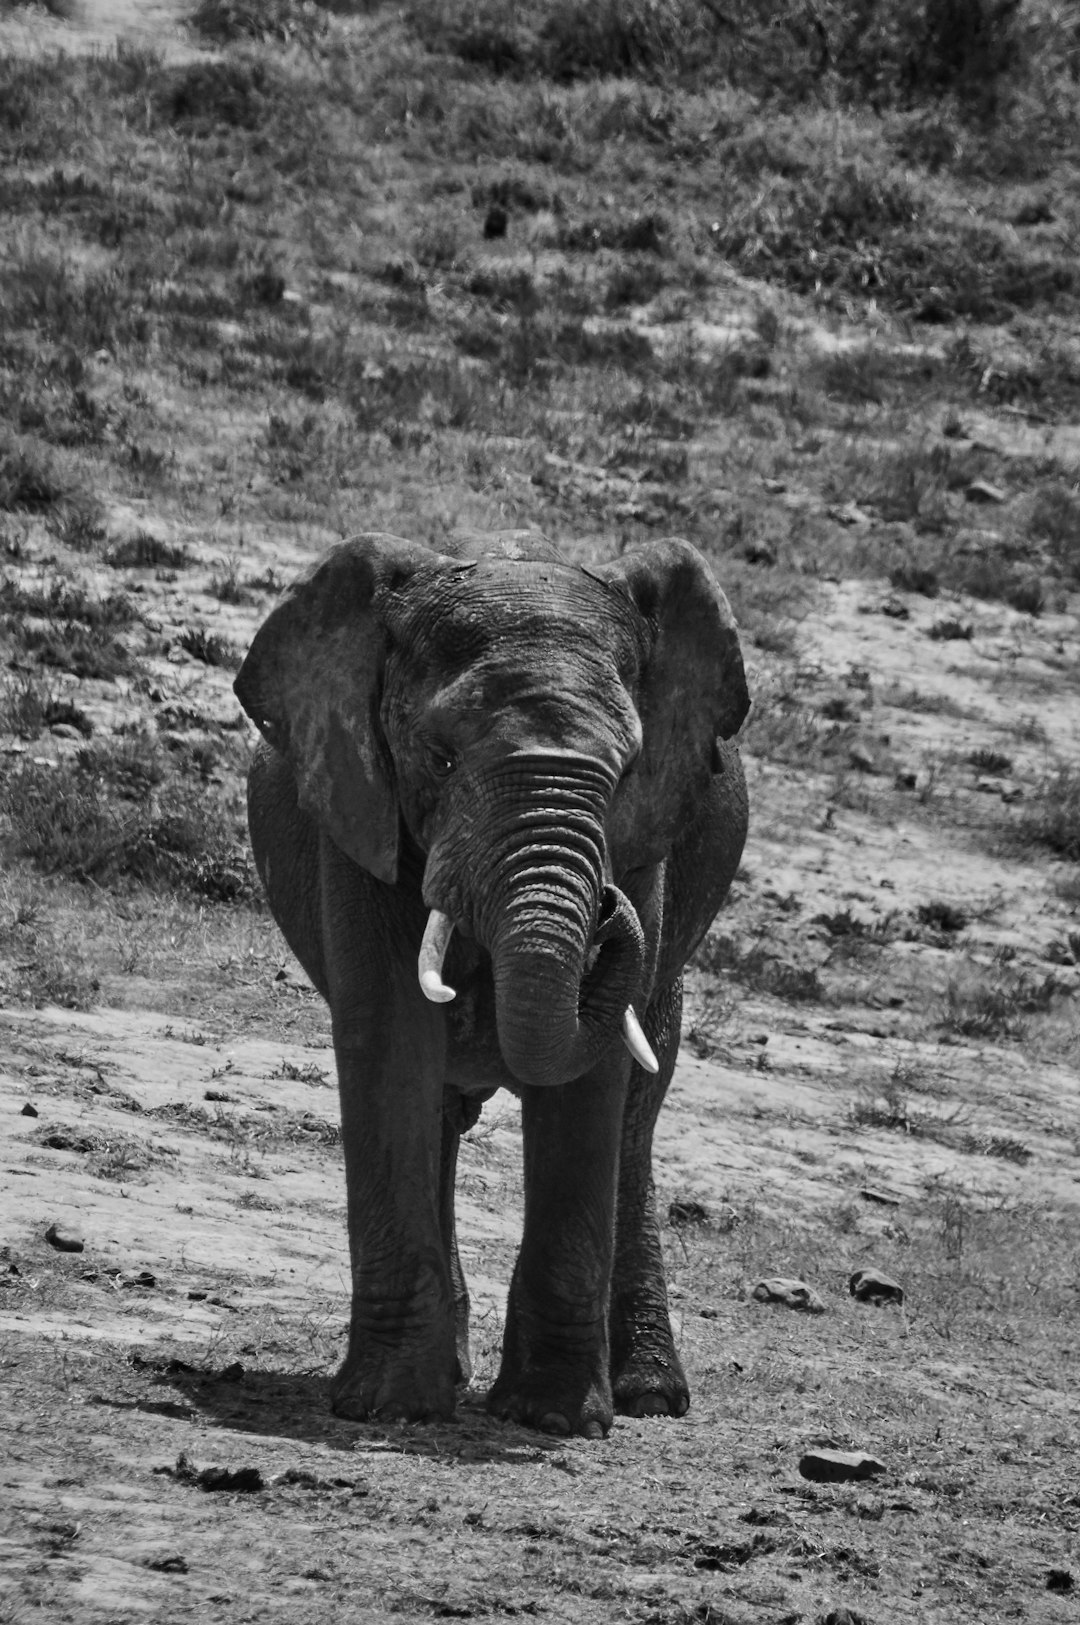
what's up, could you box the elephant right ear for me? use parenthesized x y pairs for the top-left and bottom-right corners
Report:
(234, 533), (438, 884)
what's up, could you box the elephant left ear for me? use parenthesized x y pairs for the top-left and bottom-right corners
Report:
(233, 533), (441, 883)
(594, 538), (749, 865)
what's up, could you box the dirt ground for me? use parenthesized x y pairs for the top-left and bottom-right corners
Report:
(2, 2), (1080, 1622)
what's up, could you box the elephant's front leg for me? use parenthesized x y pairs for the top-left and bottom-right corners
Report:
(331, 1014), (456, 1422)
(488, 1056), (630, 1438)
(324, 863), (456, 1422)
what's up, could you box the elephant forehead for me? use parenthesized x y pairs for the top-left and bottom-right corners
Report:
(395, 560), (641, 667)
(428, 656), (637, 725)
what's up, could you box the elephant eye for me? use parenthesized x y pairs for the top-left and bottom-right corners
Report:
(426, 742), (456, 779)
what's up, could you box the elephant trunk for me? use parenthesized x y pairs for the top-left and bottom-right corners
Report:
(421, 752), (652, 1088)
(491, 880), (646, 1088)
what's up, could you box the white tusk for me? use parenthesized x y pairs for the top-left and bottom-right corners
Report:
(621, 1007), (659, 1074)
(418, 909), (457, 1003)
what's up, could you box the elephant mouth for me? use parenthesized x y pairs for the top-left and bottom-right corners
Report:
(417, 898), (658, 1076)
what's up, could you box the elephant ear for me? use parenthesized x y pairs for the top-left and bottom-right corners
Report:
(234, 533), (439, 884)
(595, 538), (749, 867)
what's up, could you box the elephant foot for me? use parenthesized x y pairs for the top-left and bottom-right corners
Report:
(611, 1349), (690, 1418)
(487, 1367), (613, 1439)
(610, 1294), (690, 1418)
(488, 1289), (614, 1438)
(330, 1349), (456, 1424)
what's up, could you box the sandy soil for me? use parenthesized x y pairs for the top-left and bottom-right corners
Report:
(1, 0), (202, 59)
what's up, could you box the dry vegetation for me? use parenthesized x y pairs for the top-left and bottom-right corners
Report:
(1, 1), (1079, 1621)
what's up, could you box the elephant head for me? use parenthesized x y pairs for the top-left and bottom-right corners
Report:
(234, 532), (748, 1089)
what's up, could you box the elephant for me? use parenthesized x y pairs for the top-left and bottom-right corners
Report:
(233, 528), (749, 1439)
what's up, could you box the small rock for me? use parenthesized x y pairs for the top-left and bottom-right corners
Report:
(848, 746), (878, 774)
(974, 775), (1024, 803)
(752, 1278), (826, 1314)
(44, 1223), (84, 1254)
(160, 1453), (263, 1493)
(799, 1449), (886, 1484)
(828, 501), (873, 527)
(276, 1467), (323, 1489)
(1047, 1569), (1074, 1593)
(1013, 197), (1054, 226)
(483, 204), (508, 239)
(20, 1102), (38, 1117)
(198, 1465), (264, 1493)
(743, 543), (776, 566)
(740, 1507), (792, 1528)
(850, 1268), (904, 1306)
(965, 480), (1006, 505)
(123, 1270), (157, 1290)
(879, 597), (910, 620)
(820, 1609), (869, 1625)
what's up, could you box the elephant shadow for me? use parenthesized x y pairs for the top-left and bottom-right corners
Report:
(159, 1361), (569, 1463)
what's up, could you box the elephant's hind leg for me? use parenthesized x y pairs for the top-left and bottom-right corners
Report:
(609, 977), (690, 1418)
(442, 1093), (483, 1387)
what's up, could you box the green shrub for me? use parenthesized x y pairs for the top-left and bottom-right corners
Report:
(1, 576), (139, 680)
(0, 433), (72, 511)
(0, 576), (135, 627)
(164, 60), (292, 132)
(1025, 768), (1080, 861)
(409, 0), (1027, 106)
(0, 251), (148, 353)
(11, 623), (136, 681)
(0, 676), (93, 741)
(190, 0), (329, 45)
(1029, 483), (1080, 582)
(694, 931), (824, 1001)
(942, 970), (1058, 1041)
(0, 755), (255, 902)
(953, 551), (1045, 616)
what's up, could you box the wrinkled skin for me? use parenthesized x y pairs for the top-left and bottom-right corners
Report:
(235, 530), (749, 1438)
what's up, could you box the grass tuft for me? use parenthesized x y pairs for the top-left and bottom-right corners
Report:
(189, 0), (329, 47)
(0, 675), (93, 741)
(0, 433), (73, 512)
(0, 755), (256, 903)
(107, 534), (192, 571)
(178, 627), (238, 668)
(941, 971), (1059, 1041)
(1022, 767), (1080, 861)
